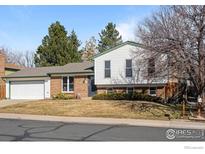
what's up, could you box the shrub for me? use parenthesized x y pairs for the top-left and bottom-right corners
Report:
(92, 92), (164, 103)
(52, 93), (71, 100)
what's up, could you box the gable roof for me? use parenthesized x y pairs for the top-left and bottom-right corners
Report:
(94, 41), (143, 59)
(5, 63), (26, 70)
(5, 61), (94, 78)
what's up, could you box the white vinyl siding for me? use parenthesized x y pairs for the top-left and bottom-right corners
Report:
(94, 44), (167, 86)
(95, 44), (141, 85)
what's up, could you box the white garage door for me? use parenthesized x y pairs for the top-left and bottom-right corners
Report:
(10, 81), (45, 99)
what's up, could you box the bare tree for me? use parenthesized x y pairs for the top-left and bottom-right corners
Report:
(0, 47), (35, 67)
(137, 6), (205, 117)
(23, 51), (35, 68)
(81, 36), (97, 61)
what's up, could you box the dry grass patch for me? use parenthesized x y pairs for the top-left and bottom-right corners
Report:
(0, 100), (180, 120)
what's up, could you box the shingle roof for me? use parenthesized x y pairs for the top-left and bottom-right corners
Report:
(5, 63), (26, 70)
(5, 61), (94, 78)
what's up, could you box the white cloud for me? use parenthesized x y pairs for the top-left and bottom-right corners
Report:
(116, 18), (138, 42)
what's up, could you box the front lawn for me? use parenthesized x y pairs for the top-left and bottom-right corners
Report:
(0, 100), (181, 120)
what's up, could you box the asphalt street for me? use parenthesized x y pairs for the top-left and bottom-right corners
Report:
(0, 118), (204, 141)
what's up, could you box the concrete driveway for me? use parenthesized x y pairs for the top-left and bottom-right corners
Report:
(0, 99), (33, 108)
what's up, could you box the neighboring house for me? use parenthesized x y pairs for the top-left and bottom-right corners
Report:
(94, 41), (176, 98)
(0, 53), (24, 99)
(4, 61), (95, 99)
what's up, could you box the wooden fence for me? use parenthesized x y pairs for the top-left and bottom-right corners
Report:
(0, 84), (6, 100)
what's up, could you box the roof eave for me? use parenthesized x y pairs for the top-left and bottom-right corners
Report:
(49, 72), (94, 76)
(3, 75), (48, 79)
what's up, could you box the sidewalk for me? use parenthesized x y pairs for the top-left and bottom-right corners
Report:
(0, 113), (204, 129)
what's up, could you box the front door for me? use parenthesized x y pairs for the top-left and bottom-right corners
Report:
(88, 76), (96, 97)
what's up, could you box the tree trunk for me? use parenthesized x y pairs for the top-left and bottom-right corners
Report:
(182, 101), (186, 118)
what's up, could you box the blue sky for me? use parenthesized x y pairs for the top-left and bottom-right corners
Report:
(0, 6), (159, 53)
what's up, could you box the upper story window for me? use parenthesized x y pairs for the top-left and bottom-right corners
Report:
(62, 76), (74, 92)
(148, 58), (155, 76)
(104, 60), (111, 78)
(126, 59), (132, 77)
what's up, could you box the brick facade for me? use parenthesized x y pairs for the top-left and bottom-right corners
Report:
(97, 86), (168, 98)
(50, 75), (89, 98)
(50, 76), (62, 97)
(74, 76), (89, 98)
(165, 82), (178, 98)
(156, 87), (166, 98)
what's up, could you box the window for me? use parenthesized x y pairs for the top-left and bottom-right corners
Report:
(62, 76), (74, 92)
(148, 58), (155, 76)
(104, 60), (111, 78)
(62, 77), (68, 92)
(149, 87), (156, 96)
(126, 59), (132, 77)
(69, 77), (74, 92)
(107, 88), (113, 94)
(127, 87), (134, 94)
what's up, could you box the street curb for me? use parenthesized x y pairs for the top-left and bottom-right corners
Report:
(0, 113), (205, 129)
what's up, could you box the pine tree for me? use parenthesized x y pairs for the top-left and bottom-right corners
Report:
(67, 30), (81, 63)
(34, 21), (81, 67)
(98, 22), (122, 53)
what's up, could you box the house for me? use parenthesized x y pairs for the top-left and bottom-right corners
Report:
(3, 41), (176, 100)
(94, 41), (176, 98)
(4, 61), (95, 99)
(0, 53), (24, 99)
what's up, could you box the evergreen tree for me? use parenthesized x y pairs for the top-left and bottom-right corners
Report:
(67, 30), (81, 62)
(98, 22), (122, 53)
(34, 21), (81, 67)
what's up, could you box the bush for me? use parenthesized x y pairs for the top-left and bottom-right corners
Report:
(52, 93), (71, 100)
(92, 92), (164, 103)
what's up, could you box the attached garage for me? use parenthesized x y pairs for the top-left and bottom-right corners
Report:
(9, 80), (45, 99)
(4, 61), (93, 99)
